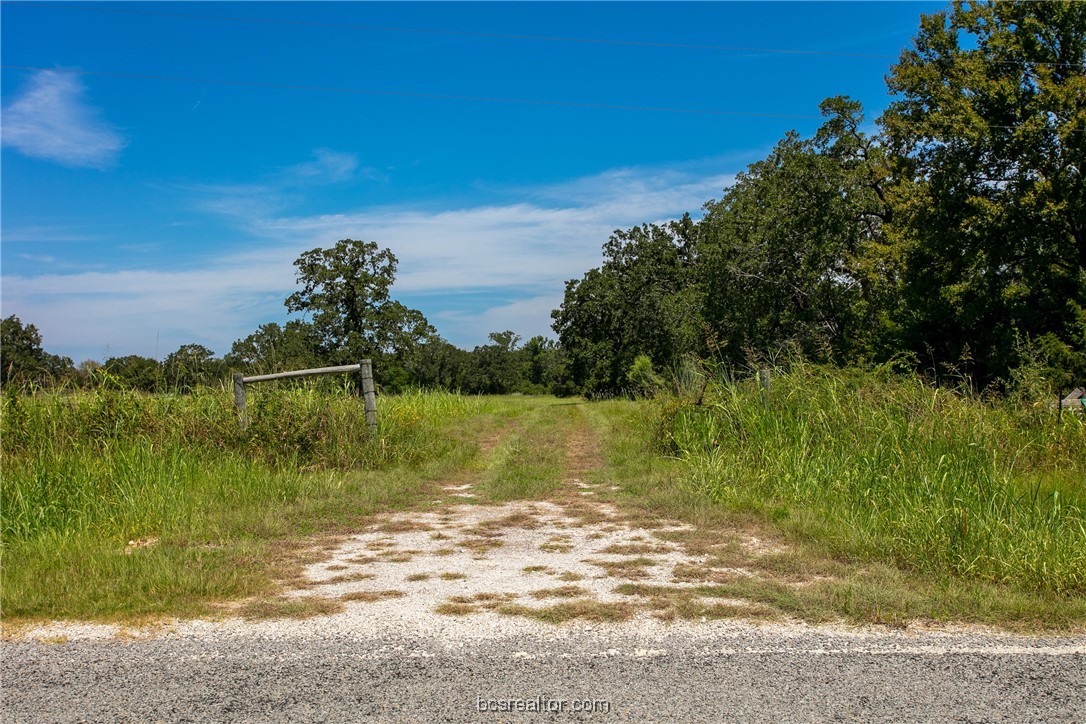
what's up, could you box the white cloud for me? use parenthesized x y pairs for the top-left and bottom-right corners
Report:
(1, 70), (126, 169)
(1, 161), (740, 360)
(236, 166), (736, 297)
(1, 264), (295, 360)
(287, 149), (369, 183)
(0, 224), (102, 243)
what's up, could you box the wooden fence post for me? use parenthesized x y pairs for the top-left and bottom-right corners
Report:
(359, 359), (377, 433)
(233, 373), (249, 429)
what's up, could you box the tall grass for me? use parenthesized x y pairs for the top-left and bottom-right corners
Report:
(656, 366), (1086, 594)
(0, 385), (485, 618)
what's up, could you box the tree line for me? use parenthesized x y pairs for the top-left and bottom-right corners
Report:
(3, 2), (1083, 396)
(1, 239), (569, 395)
(555, 1), (1085, 394)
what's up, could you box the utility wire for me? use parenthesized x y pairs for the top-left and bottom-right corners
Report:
(4, 64), (1080, 133)
(10, 2), (1084, 70)
(0, 64), (824, 120)
(1, 2), (903, 60)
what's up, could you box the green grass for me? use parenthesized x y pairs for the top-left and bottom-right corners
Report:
(584, 388), (1086, 630)
(474, 399), (574, 502)
(656, 366), (1086, 594)
(0, 385), (493, 620)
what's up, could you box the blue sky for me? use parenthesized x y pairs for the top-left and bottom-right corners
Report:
(2, 1), (942, 363)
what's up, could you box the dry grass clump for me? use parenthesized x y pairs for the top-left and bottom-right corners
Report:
(376, 520), (433, 534)
(599, 542), (671, 556)
(459, 537), (504, 553)
(588, 557), (658, 580)
(671, 563), (749, 584)
(378, 550), (419, 563)
(238, 595), (344, 620)
(471, 512), (543, 534)
(435, 592), (519, 616)
(540, 535), (574, 553)
(314, 572), (377, 585)
(448, 592), (518, 608)
(340, 589), (405, 603)
(497, 599), (636, 624)
(434, 601), (475, 616)
(613, 583), (777, 622)
(530, 586), (588, 599)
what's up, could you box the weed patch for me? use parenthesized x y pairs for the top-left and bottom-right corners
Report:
(238, 595), (344, 620)
(340, 590), (405, 603)
(588, 557), (658, 580)
(496, 599), (636, 624)
(530, 586), (589, 599)
(657, 367), (1086, 594)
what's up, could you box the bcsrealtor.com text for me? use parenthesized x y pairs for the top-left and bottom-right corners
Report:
(476, 694), (612, 714)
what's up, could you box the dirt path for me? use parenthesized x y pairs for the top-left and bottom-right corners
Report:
(271, 403), (780, 626)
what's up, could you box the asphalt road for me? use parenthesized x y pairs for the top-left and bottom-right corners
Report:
(3, 623), (1084, 722)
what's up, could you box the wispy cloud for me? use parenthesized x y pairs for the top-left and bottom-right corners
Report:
(232, 166), (736, 312)
(179, 181), (283, 223)
(1, 70), (126, 169)
(171, 148), (382, 222)
(286, 148), (380, 184)
(1, 264), (294, 360)
(0, 224), (103, 243)
(17, 253), (58, 265)
(1, 160), (740, 360)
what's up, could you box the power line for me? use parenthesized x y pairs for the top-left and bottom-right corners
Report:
(9, 3), (899, 61)
(11, 2), (1084, 70)
(0, 64), (825, 120)
(4, 65), (1082, 132)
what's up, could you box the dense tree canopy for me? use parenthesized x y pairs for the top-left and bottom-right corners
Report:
(285, 239), (436, 389)
(699, 99), (896, 368)
(163, 344), (226, 392)
(552, 219), (699, 393)
(881, 0), (1086, 387)
(225, 321), (323, 374)
(553, 1), (1084, 394)
(102, 355), (162, 392)
(0, 316), (73, 387)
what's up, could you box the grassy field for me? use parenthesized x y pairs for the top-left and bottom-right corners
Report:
(582, 385), (1086, 630)
(2, 373), (1084, 630)
(653, 366), (1086, 594)
(0, 385), (520, 619)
